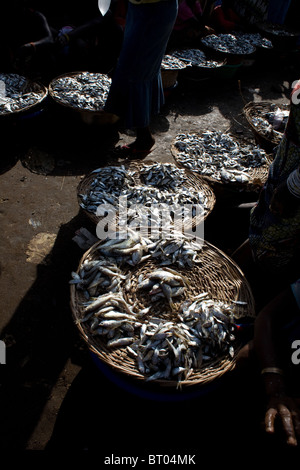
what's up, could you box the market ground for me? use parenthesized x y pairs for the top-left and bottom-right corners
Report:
(1, 53), (300, 461)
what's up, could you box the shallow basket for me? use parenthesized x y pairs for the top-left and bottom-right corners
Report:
(243, 101), (288, 153)
(70, 238), (255, 388)
(171, 132), (273, 193)
(77, 161), (216, 228)
(48, 71), (118, 125)
(256, 22), (300, 50)
(0, 74), (48, 118)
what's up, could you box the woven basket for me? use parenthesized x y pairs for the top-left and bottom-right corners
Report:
(243, 101), (288, 153)
(77, 161), (216, 228)
(171, 133), (273, 192)
(0, 75), (48, 117)
(161, 69), (179, 89)
(256, 22), (300, 50)
(48, 71), (118, 125)
(70, 238), (255, 388)
(180, 59), (225, 82)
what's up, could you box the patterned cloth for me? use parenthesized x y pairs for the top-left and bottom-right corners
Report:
(232, 0), (269, 24)
(173, 1), (203, 31)
(249, 81), (300, 275)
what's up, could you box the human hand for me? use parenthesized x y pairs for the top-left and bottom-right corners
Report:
(56, 33), (70, 47)
(269, 180), (300, 217)
(265, 393), (300, 446)
(17, 43), (35, 62)
(13, 44), (34, 71)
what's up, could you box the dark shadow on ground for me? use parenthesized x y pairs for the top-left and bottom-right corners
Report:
(19, 103), (120, 177)
(44, 354), (300, 461)
(0, 210), (93, 450)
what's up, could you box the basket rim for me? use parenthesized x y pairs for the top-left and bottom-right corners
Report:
(0, 74), (48, 117)
(70, 237), (255, 388)
(243, 100), (289, 145)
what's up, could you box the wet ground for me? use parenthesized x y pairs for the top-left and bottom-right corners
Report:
(1, 51), (300, 461)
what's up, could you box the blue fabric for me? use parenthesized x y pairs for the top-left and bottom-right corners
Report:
(267, 0), (291, 24)
(104, 0), (178, 128)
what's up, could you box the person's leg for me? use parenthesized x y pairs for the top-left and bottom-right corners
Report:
(106, 1), (178, 158)
(127, 126), (155, 152)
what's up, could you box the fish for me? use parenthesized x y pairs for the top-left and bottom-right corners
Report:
(161, 54), (187, 70)
(0, 73), (45, 114)
(234, 32), (273, 49)
(50, 72), (111, 111)
(173, 130), (268, 183)
(78, 163), (210, 221)
(201, 33), (256, 55)
(172, 48), (222, 68)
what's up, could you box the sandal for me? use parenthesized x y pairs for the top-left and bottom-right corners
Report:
(113, 143), (155, 160)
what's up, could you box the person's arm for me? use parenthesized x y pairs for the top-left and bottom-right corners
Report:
(253, 288), (300, 446)
(56, 14), (109, 47)
(22, 11), (54, 52)
(16, 10), (54, 67)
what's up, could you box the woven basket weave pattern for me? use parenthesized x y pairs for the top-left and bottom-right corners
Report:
(70, 239), (255, 388)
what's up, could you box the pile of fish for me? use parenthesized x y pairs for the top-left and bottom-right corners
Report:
(234, 32), (273, 49)
(70, 257), (128, 298)
(161, 54), (187, 70)
(50, 72), (111, 110)
(79, 165), (135, 213)
(137, 268), (189, 309)
(173, 130), (268, 183)
(146, 236), (203, 268)
(0, 73), (45, 114)
(139, 163), (186, 189)
(78, 291), (145, 350)
(251, 104), (289, 137)
(132, 293), (237, 382)
(79, 231), (203, 271)
(261, 23), (298, 37)
(201, 34), (256, 55)
(79, 163), (209, 220)
(171, 48), (222, 68)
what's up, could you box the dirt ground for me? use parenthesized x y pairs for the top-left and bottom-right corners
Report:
(1, 49), (300, 461)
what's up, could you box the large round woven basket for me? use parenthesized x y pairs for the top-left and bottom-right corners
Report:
(48, 71), (118, 125)
(243, 101), (288, 153)
(171, 132), (272, 192)
(70, 238), (255, 388)
(77, 161), (216, 228)
(0, 73), (48, 118)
